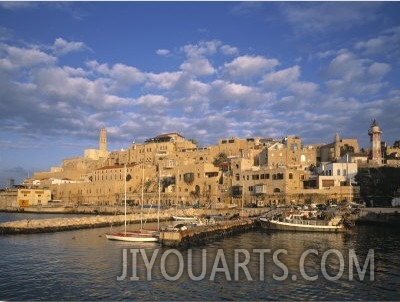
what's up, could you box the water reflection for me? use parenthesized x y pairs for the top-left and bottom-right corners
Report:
(0, 215), (398, 300)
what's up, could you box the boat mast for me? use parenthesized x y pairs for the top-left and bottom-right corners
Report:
(175, 168), (179, 217)
(158, 165), (161, 230)
(124, 163), (127, 235)
(141, 161), (144, 231)
(241, 177), (244, 219)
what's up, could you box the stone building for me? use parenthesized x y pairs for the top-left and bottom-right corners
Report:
(317, 133), (360, 163)
(24, 127), (364, 207)
(84, 127), (109, 160)
(258, 136), (316, 169)
(17, 189), (51, 207)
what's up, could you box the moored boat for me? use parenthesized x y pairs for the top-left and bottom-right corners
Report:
(172, 216), (198, 221)
(106, 164), (161, 242)
(105, 230), (159, 242)
(260, 211), (354, 233)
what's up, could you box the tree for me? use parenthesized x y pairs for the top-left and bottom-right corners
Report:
(212, 152), (228, 167)
(356, 167), (400, 206)
(393, 140), (400, 149)
(188, 138), (198, 146)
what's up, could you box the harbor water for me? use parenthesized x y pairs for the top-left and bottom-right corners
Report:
(0, 212), (398, 300)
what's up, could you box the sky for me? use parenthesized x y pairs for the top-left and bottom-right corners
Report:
(0, 1), (400, 186)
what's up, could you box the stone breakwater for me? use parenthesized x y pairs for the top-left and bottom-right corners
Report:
(0, 208), (267, 235)
(357, 207), (400, 225)
(159, 219), (257, 248)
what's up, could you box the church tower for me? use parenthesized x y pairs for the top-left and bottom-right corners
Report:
(368, 119), (382, 165)
(99, 128), (107, 153)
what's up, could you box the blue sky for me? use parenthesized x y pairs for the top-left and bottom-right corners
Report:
(1, 1), (400, 185)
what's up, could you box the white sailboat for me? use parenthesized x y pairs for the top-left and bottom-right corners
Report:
(106, 164), (159, 242)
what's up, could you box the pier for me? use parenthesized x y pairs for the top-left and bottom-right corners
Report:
(159, 218), (257, 247)
(0, 207), (267, 235)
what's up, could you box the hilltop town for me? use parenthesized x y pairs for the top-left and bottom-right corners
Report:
(2, 120), (400, 210)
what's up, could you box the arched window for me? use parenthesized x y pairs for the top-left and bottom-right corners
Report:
(289, 173), (293, 179)
(274, 188), (281, 193)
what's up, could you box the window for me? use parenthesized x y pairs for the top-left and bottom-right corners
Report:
(289, 173), (293, 179)
(337, 169), (341, 176)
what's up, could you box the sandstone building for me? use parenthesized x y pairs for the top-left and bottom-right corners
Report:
(21, 127), (365, 208)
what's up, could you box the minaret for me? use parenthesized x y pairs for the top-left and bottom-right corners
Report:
(99, 128), (107, 153)
(368, 119), (382, 164)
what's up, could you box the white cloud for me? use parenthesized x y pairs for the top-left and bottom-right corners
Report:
(223, 55), (279, 80)
(181, 40), (221, 58)
(146, 71), (183, 90)
(135, 94), (169, 111)
(52, 38), (87, 56)
(0, 2), (37, 10)
(288, 81), (318, 98)
(355, 26), (400, 55)
(0, 44), (56, 69)
(260, 65), (300, 89)
(280, 2), (381, 34)
(220, 44), (238, 56)
(180, 57), (215, 76)
(367, 62), (391, 80)
(323, 50), (390, 96)
(156, 49), (170, 56)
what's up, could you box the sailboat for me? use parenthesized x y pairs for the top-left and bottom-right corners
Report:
(106, 164), (160, 242)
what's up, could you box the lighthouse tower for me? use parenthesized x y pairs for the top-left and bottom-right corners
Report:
(368, 119), (382, 165)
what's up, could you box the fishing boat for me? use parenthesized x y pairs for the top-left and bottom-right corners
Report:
(106, 164), (160, 242)
(172, 216), (198, 221)
(259, 211), (354, 233)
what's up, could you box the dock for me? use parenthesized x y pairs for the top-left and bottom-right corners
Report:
(159, 218), (257, 247)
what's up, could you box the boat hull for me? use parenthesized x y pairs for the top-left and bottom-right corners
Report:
(172, 216), (197, 221)
(106, 231), (159, 242)
(260, 218), (346, 233)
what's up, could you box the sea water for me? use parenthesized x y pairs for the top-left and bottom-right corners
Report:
(0, 213), (398, 300)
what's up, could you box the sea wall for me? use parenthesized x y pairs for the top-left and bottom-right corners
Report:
(357, 207), (400, 225)
(0, 208), (267, 235)
(159, 219), (256, 248)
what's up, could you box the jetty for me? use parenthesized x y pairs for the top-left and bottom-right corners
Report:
(356, 207), (400, 225)
(159, 218), (256, 247)
(0, 207), (268, 235)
